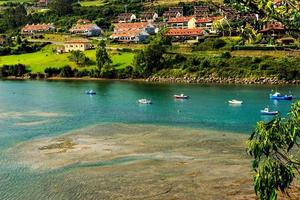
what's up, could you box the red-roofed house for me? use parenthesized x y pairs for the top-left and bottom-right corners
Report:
(259, 21), (286, 38)
(110, 30), (150, 43)
(111, 22), (155, 42)
(21, 23), (55, 35)
(69, 21), (101, 36)
(167, 17), (196, 29)
(166, 28), (204, 40)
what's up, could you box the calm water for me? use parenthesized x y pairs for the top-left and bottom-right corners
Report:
(0, 80), (299, 148)
(0, 80), (299, 199)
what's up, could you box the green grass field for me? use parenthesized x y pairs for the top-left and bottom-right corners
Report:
(0, 0), (33, 5)
(80, 0), (107, 7)
(0, 45), (135, 73)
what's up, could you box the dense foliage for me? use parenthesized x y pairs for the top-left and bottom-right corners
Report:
(0, 64), (27, 77)
(247, 101), (300, 200)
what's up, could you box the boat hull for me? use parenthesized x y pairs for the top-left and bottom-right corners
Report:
(270, 95), (293, 100)
(260, 111), (278, 115)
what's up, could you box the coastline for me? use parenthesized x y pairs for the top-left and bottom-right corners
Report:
(2, 75), (300, 85)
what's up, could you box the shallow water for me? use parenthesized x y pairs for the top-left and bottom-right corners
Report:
(0, 80), (299, 199)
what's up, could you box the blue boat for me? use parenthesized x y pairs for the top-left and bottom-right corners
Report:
(269, 92), (293, 100)
(260, 107), (278, 115)
(85, 90), (96, 95)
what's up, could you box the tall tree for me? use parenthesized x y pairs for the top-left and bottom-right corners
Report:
(95, 40), (111, 71)
(247, 101), (300, 200)
(49, 0), (74, 16)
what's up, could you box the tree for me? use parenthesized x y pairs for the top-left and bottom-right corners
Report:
(68, 50), (89, 67)
(134, 41), (166, 77)
(3, 4), (27, 29)
(49, 0), (74, 16)
(226, 0), (300, 32)
(95, 40), (111, 71)
(247, 101), (300, 200)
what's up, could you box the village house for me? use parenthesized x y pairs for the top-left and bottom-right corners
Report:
(69, 19), (101, 36)
(21, 23), (55, 35)
(117, 13), (137, 23)
(166, 28), (204, 41)
(163, 7), (183, 20)
(139, 12), (159, 22)
(110, 30), (150, 43)
(167, 17), (196, 29)
(167, 16), (222, 31)
(259, 21), (286, 39)
(194, 6), (210, 18)
(111, 22), (155, 42)
(63, 38), (92, 53)
(37, 0), (51, 7)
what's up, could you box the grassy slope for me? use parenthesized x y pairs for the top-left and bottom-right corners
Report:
(0, 45), (135, 72)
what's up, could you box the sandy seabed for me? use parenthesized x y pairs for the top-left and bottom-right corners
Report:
(8, 123), (300, 200)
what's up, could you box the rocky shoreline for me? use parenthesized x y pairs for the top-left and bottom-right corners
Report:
(2, 73), (300, 85)
(146, 75), (300, 85)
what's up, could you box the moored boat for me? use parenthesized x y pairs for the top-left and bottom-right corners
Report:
(228, 99), (243, 104)
(174, 94), (189, 99)
(269, 92), (293, 100)
(138, 99), (152, 104)
(85, 90), (96, 95)
(260, 107), (278, 115)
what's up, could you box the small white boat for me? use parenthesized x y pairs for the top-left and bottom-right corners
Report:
(138, 99), (152, 104)
(228, 99), (243, 104)
(174, 94), (189, 99)
(85, 90), (96, 95)
(260, 107), (278, 115)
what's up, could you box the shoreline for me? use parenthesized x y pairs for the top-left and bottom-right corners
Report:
(2, 75), (300, 85)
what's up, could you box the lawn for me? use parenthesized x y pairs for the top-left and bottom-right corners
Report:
(0, 0), (33, 5)
(0, 45), (136, 73)
(80, 0), (107, 7)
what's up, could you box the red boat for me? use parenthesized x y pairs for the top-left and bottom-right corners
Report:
(174, 94), (189, 99)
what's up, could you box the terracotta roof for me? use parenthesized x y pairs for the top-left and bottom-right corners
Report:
(111, 30), (144, 38)
(166, 28), (203, 36)
(167, 16), (194, 23)
(260, 22), (285, 33)
(196, 18), (213, 23)
(21, 24), (55, 32)
(65, 38), (91, 44)
(114, 22), (149, 31)
(69, 23), (100, 32)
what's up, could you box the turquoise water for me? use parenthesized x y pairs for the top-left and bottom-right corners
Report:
(0, 80), (299, 149)
(0, 80), (299, 199)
